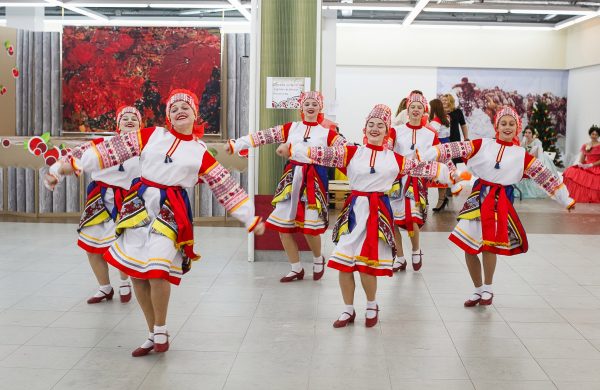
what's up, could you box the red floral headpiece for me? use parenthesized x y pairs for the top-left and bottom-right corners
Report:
(494, 106), (522, 145)
(116, 106), (142, 133)
(299, 91), (324, 110)
(406, 92), (428, 110)
(365, 104), (392, 129)
(165, 89), (204, 138)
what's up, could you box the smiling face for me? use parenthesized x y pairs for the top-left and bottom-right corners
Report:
(118, 113), (140, 133)
(408, 102), (425, 122)
(301, 98), (320, 121)
(497, 115), (518, 143)
(364, 118), (387, 145)
(523, 128), (533, 140)
(441, 96), (449, 112)
(168, 101), (196, 131)
(591, 129), (600, 142)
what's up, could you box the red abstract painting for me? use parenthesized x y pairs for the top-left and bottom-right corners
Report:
(62, 27), (221, 134)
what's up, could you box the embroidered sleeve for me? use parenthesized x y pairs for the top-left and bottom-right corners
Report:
(523, 156), (574, 209)
(232, 123), (292, 153)
(73, 131), (141, 175)
(293, 145), (357, 168)
(400, 156), (451, 185)
(198, 152), (260, 231)
(327, 130), (346, 147)
(421, 139), (481, 162)
(68, 138), (102, 159)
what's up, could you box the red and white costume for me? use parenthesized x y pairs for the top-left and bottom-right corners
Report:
(230, 91), (345, 234)
(388, 94), (447, 234)
(422, 107), (574, 255)
(63, 94), (260, 286)
(75, 106), (142, 253)
(293, 105), (450, 276)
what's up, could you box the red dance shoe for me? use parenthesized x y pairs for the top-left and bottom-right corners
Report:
(333, 310), (356, 328)
(131, 340), (153, 357)
(86, 288), (114, 304)
(153, 333), (169, 353)
(333, 311), (356, 328)
(365, 305), (379, 328)
(313, 257), (325, 281)
(411, 251), (423, 271)
(392, 259), (407, 272)
(280, 268), (304, 283)
(464, 293), (482, 307)
(119, 285), (132, 303)
(479, 292), (494, 306)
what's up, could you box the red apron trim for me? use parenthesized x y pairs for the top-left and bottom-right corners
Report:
(140, 177), (198, 260)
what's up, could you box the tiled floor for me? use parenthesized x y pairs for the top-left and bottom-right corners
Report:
(1, 204), (600, 389)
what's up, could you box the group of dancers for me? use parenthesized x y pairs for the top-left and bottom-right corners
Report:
(43, 88), (574, 357)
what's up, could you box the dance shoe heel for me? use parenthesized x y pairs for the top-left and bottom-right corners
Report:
(464, 293), (482, 307)
(365, 306), (379, 328)
(86, 288), (114, 304)
(333, 311), (356, 328)
(313, 257), (325, 281)
(153, 333), (169, 353)
(131, 341), (154, 357)
(119, 286), (132, 303)
(392, 260), (407, 272)
(280, 269), (305, 283)
(479, 292), (494, 306)
(412, 251), (423, 271)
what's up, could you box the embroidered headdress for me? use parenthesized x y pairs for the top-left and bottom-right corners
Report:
(493, 106), (522, 145)
(165, 89), (204, 138)
(115, 106), (142, 133)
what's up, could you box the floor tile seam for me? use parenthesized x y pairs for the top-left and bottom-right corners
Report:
(492, 302), (558, 386)
(530, 290), (597, 350)
(420, 268), (479, 389)
(215, 238), (256, 388)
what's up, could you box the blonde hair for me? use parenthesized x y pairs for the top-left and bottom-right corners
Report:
(444, 94), (456, 111)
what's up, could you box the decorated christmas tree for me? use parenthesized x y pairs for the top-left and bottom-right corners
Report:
(528, 99), (563, 168)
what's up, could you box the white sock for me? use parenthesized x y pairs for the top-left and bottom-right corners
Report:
(313, 256), (324, 273)
(469, 285), (483, 301)
(119, 279), (131, 293)
(366, 300), (378, 319)
(393, 256), (407, 266)
(93, 284), (113, 298)
(338, 305), (355, 321)
(140, 332), (154, 349)
(482, 284), (493, 300)
(411, 250), (422, 264)
(284, 262), (304, 278)
(153, 325), (168, 344)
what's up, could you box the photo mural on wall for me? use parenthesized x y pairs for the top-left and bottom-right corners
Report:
(62, 27), (221, 135)
(437, 68), (568, 140)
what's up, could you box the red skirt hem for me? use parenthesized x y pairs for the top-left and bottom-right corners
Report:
(77, 240), (110, 254)
(103, 250), (182, 286)
(264, 221), (327, 236)
(449, 234), (526, 256)
(327, 259), (393, 277)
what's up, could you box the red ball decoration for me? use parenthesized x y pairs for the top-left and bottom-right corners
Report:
(43, 146), (60, 166)
(1, 138), (10, 148)
(12, 67), (19, 78)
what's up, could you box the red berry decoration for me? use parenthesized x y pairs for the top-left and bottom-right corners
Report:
(1, 139), (10, 148)
(27, 136), (44, 153)
(12, 67), (19, 78)
(0, 86), (6, 95)
(45, 156), (57, 166)
(7, 46), (14, 56)
(37, 142), (48, 154)
(60, 148), (69, 156)
(43, 146), (60, 166)
(33, 148), (42, 156)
